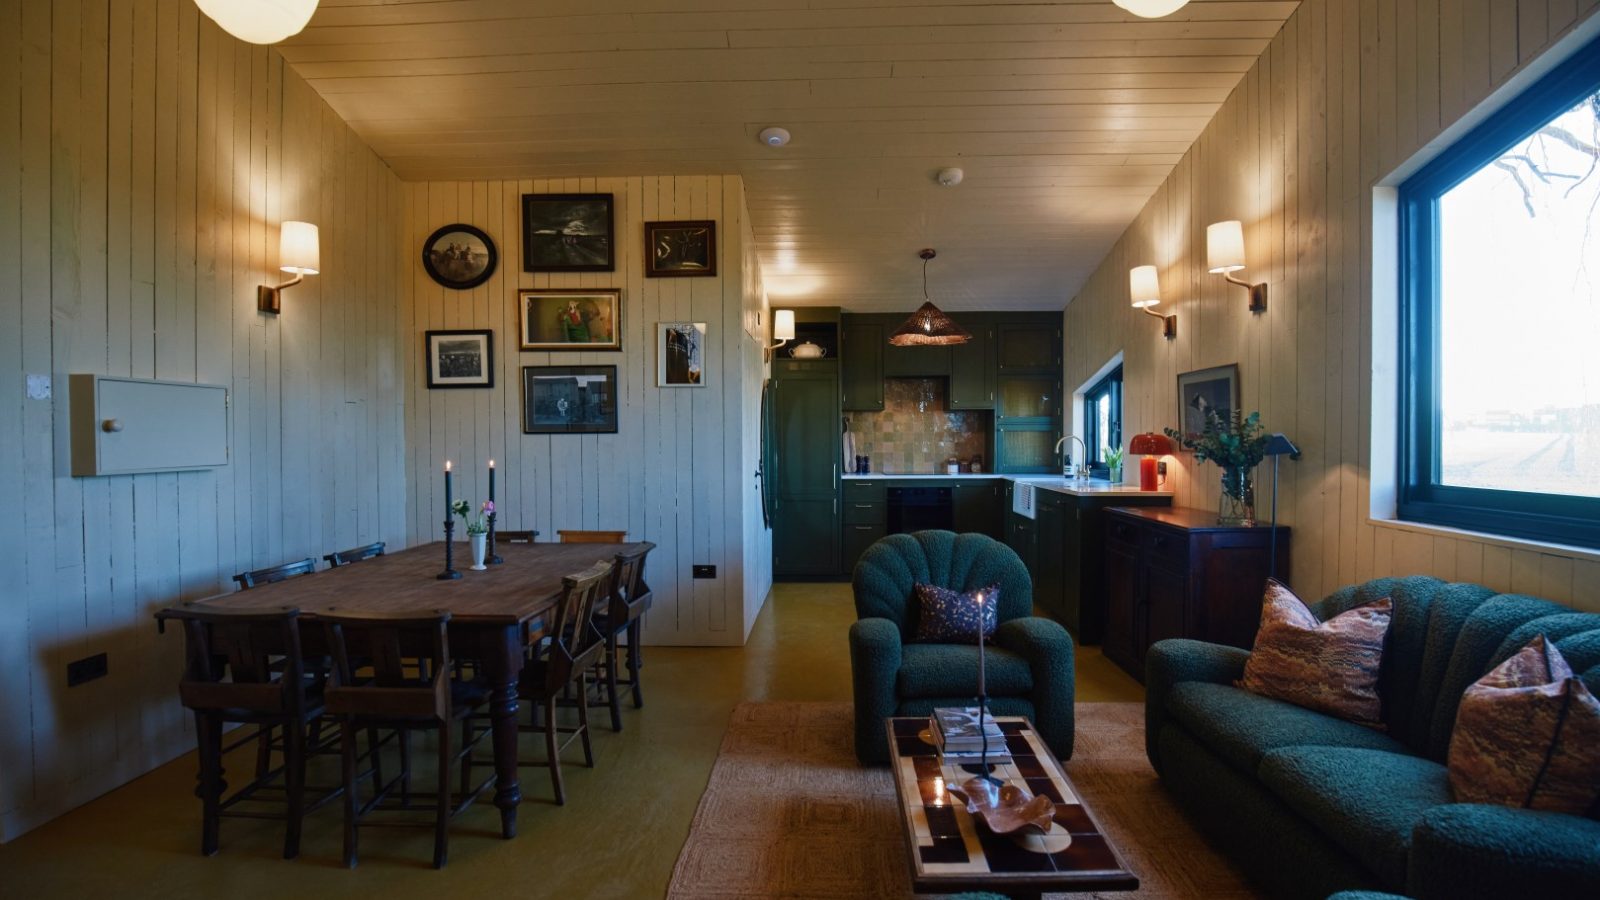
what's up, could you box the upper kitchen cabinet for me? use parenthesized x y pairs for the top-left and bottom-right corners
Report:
(997, 319), (1061, 374)
(840, 321), (884, 411)
(882, 343), (951, 378)
(948, 320), (995, 409)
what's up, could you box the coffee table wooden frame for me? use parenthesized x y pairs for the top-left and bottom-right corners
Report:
(885, 716), (1139, 898)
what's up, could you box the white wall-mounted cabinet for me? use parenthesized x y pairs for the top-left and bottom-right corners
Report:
(69, 375), (229, 477)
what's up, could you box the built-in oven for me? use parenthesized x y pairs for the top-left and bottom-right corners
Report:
(887, 486), (954, 534)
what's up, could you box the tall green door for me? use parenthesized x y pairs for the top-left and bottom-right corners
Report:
(773, 361), (841, 576)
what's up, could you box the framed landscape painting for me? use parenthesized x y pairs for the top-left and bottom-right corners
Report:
(644, 220), (717, 277)
(521, 193), (614, 272)
(1175, 364), (1239, 442)
(657, 322), (707, 387)
(522, 365), (619, 434)
(425, 330), (494, 389)
(519, 289), (622, 351)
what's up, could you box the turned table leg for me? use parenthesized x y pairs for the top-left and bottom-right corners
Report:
(480, 625), (525, 839)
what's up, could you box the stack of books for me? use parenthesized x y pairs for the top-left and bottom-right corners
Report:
(930, 706), (1010, 764)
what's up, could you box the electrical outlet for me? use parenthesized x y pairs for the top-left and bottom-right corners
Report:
(1157, 461), (1168, 476)
(67, 652), (108, 687)
(692, 564), (717, 579)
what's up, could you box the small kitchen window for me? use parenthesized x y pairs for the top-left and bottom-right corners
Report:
(1083, 366), (1123, 476)
(1397, 35), (1600, 548)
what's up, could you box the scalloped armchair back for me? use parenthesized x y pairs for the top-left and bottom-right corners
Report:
(852, 531), (1032, 640)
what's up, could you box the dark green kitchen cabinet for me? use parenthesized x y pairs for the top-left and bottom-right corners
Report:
(953, 480), (1003, 536)
(882, 343), (950, 377)
(1033, 492), (1068, 620)
(997, 322), (1060, 373)
(949, 323), (995, 409)
(839, 322), (883, 411)
(772, 360), (840, 576)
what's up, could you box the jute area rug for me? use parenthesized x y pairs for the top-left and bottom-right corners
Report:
(667, 701), (1259, 900)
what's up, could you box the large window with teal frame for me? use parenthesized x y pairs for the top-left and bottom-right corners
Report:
(1398, 35), (1600, 549)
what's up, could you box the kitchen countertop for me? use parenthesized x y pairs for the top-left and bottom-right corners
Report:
(840, 472), (1173, 498)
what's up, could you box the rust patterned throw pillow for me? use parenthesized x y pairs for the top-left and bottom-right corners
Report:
(1237, 578), (1392, 729)
(1447, 635), (1600, 816)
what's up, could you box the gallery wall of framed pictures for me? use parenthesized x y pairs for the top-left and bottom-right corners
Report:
(424, 330), (494, 389)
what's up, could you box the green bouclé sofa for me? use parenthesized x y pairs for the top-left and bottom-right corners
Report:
(849, 531), (1075, 765)
(1145, 576), (1600, 900)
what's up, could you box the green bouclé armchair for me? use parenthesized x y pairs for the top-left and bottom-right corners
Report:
(848, 531), (1075, 765)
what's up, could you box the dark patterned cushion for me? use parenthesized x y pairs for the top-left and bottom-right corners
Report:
(912, 583), (998, 644)
(1238, 578), (1392, 729)
(1447, 635), (1600, 816)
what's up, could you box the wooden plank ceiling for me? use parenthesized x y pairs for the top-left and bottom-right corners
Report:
(283, 0), (1298, 311)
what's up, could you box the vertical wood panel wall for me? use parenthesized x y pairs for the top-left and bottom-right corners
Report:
(1063, 0), (1600, 610)
(399, 175), (772, 648)
(0, 2), (406, 839)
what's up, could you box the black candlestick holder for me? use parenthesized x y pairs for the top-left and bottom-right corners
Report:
(974, 694), (1003, 786)
(486, 512), (503, 565)
(437, 518), (462, 580)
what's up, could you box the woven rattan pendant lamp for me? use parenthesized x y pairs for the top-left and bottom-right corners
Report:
(889, 249), (971, 346)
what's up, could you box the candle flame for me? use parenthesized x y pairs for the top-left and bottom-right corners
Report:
(489, 459), (495, 468)
(445, 460), (452, 471)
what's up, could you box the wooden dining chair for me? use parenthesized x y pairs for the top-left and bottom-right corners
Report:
(592, 542), (655, 731)
(470, 561), (611, 806)
(556, 529), (627, 544)
(233, 558), (317, 590)
(320, 609), (493, 869)
(156, 605), (333, 859)
(323, 542), (386, 568)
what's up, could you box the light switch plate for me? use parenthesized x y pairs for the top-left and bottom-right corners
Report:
(26, 374), (50, 400)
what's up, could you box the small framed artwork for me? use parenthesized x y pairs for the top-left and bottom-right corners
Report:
(523, 365), (618, 434)
(658, 322), (708, 387)
(1175, 364), (1240, 442)
(421, 223), (497, 290)
(425, 330), (494, 389)
(644, 220), (717, 277)
(519, 289), (622, 351)
(521, 193), (614, 272)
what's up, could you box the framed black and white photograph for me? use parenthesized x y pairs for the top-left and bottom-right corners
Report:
(422, 223), (497, 290)
(521, 193), (614, 272)
(644, 220), (716, 277)
(1175, 364), (1240, 442)
(522, 365), (618, 434)
(657, 322), (707, 387)
(519, 289), (622, 351)
(425, 330), (494, 389)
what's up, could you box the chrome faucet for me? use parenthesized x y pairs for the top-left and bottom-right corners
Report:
(1054, 435), (1087, 481)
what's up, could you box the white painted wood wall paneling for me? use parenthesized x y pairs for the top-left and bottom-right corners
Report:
(279, 1), (1302, 311)
(401, 174), (771, 647)
(0, 0), (405, 841)
(1063, 0), (1600, 611)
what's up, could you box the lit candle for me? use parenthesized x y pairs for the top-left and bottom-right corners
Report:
(444, 460), (453, 521)
(976, 590), (986, 699)
(488, 458), (495, 506)
(933, 775), (945, 805)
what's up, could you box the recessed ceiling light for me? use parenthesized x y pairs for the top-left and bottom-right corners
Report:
(936, 167), (964, 187)
(758, 127), (791, 147)
(1112, 0), (1190, 17)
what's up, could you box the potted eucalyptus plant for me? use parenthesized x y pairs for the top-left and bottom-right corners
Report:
(1165, 410), (1270, 525)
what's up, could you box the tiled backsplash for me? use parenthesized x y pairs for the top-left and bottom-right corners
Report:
(847, 378), (991, 473)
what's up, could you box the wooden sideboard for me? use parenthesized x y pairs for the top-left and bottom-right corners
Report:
(1102, 506), (1290, 682)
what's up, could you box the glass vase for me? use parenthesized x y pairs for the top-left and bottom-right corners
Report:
(1218, 466), (1257, 526)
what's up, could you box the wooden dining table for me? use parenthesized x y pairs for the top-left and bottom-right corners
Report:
(174, 540), (650, 839)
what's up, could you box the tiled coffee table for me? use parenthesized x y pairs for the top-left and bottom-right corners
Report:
(886, 716), (1138, 899)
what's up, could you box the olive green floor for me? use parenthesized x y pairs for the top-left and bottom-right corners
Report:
(0, 581), (1142, 899)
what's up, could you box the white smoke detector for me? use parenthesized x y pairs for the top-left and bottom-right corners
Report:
(758, 127), (791, 147)
(937, 167), (964, 186)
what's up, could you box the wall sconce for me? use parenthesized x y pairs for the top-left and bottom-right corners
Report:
(258, 221), (320, 315)
(1129, 265), (1176, 340)
(763, 308), (796, 362)
(1207, 220), (1267, 313)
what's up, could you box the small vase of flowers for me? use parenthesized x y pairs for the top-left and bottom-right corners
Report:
(452, 499), (494, 570)
(1103, 445), (1125, 484)
(1165, 411), (1270, 526)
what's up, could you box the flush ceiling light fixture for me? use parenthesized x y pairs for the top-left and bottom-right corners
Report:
(889, 249), (971, 346)
(1112, 0), (1191, 17)
(195, 0), (319, 45)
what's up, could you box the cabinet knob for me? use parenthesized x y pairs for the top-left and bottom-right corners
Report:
(101, 419), (123, 433)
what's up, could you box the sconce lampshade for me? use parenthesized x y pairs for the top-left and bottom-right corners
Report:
(1206, 220), (1247, 273)
(1112, 0), (1191, 17)
(195, 0), (319, 45)
(773, 308), (797, 341)
(279, 221), (320, 275)
(1129, 432), (1175, 456)
(1129, 265), (1161, 308)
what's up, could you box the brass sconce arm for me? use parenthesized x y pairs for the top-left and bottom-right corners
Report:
(1222, 270), (1268, 313)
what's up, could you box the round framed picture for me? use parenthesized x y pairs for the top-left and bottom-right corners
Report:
(422, 223), (497, 290)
